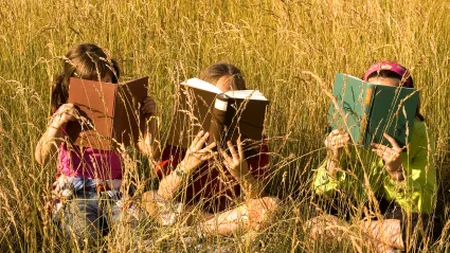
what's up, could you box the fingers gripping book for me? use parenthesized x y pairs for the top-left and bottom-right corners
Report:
(66, 77), (148, 150)
(168, 78), (269, 149)
(328, 73), (419, 148)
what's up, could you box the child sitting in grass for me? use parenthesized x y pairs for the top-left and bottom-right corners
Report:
(308, 62), (441, 252)
(35, 43), (160, 248)
(142, 63), (279, 239)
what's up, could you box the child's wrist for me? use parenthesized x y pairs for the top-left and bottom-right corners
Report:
(49, 122), (64, 130)
(174, 163), (189, 179)
(327, 148), (342, 160)
(388, 171), (405, 182)
(232, 166), (250, 181)
(387, 164), (405, 182)
(49, 115), (66, 129)
(326, 159), (341, 177)
(180, 160), (197, 174)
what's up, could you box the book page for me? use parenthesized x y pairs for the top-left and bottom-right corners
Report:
(181, 78), (267, 101)
(181, 78), (222, 94)
(224, 90), (267, 101)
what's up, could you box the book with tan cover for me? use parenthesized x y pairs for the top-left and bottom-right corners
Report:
(167, 78), (269, 149)
(66, 77), (148, 150)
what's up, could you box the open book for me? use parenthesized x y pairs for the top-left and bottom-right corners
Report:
(167, 78), (269, 149)
(66, 77), (148, 150)
(328, 73), (419, 148)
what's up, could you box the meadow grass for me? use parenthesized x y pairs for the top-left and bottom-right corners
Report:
(1, 0), (450, 252)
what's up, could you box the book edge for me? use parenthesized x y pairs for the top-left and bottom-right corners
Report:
(181, 78), (222, 94)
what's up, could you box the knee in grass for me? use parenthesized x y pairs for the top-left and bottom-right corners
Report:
(246, 196), (281, 223)
(305, 214), (347, 241)
(254, 196), (280, 211)
(141, 190), (159, 215)
(261, 196), (281, 215)
(141, 190), (156, 203)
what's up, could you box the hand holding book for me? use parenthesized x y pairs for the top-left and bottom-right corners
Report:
(371, 133), (405, 181)
(49, 103), (78, 129)
(325, 129), (350, 157)
(220, 138), (263, 198)
(178, 131), (217, 175)
(137, 96), (161, 158)
(325, 129), (405, 181)
(220, 139), (250, 180)
(324, 129), (350, 176)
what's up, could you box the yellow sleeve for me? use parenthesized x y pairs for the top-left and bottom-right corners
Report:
(384, 120), (437, 214)
(313, 160), (347, 195)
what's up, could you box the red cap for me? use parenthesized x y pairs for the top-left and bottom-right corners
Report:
(363, 61), (413, 88)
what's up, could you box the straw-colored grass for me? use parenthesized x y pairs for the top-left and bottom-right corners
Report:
(1, 0), (449, 252)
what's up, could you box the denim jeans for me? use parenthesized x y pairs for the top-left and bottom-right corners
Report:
(58, 190), (122, 246)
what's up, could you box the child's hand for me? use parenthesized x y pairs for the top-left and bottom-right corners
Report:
(220, 139), (249, 180)
(142, 96), (157, 116)
(325, 129), (350, 160)
(50, 103), (78, 129)
(180, 131), (217, 174)
(371, 133), (404, 180)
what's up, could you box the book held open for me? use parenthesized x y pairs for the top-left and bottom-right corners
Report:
(167, 78), (269, 149)
(328, 73), (419, 148)
(66, 77), (148, 150)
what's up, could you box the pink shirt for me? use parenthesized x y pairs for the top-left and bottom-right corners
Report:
(57, 142), (122, 180)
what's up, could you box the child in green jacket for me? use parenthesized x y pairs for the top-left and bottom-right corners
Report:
(309, 62), (440, 252)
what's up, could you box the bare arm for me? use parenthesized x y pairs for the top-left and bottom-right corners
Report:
(221, 141), (264, 199)
(157, 131), (216, 199)
(137, 96), (161, 159)
(35, 104), (77, 165)
(138, 115), (161, 160)
(371, 133), (405, 182)
(156, 161), (189, 199)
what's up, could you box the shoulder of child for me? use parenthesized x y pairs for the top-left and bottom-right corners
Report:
(408, 118), (435, 153)
(411, 119), (428, 139)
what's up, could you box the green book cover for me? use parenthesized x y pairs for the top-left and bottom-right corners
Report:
(328, 73), (419, 148)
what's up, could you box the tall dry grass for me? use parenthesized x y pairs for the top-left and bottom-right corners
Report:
(1, 0), (450, 252)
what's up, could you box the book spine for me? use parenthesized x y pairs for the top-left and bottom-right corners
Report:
(360, 85), (374, 146)
(208, 94), (229, 147)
